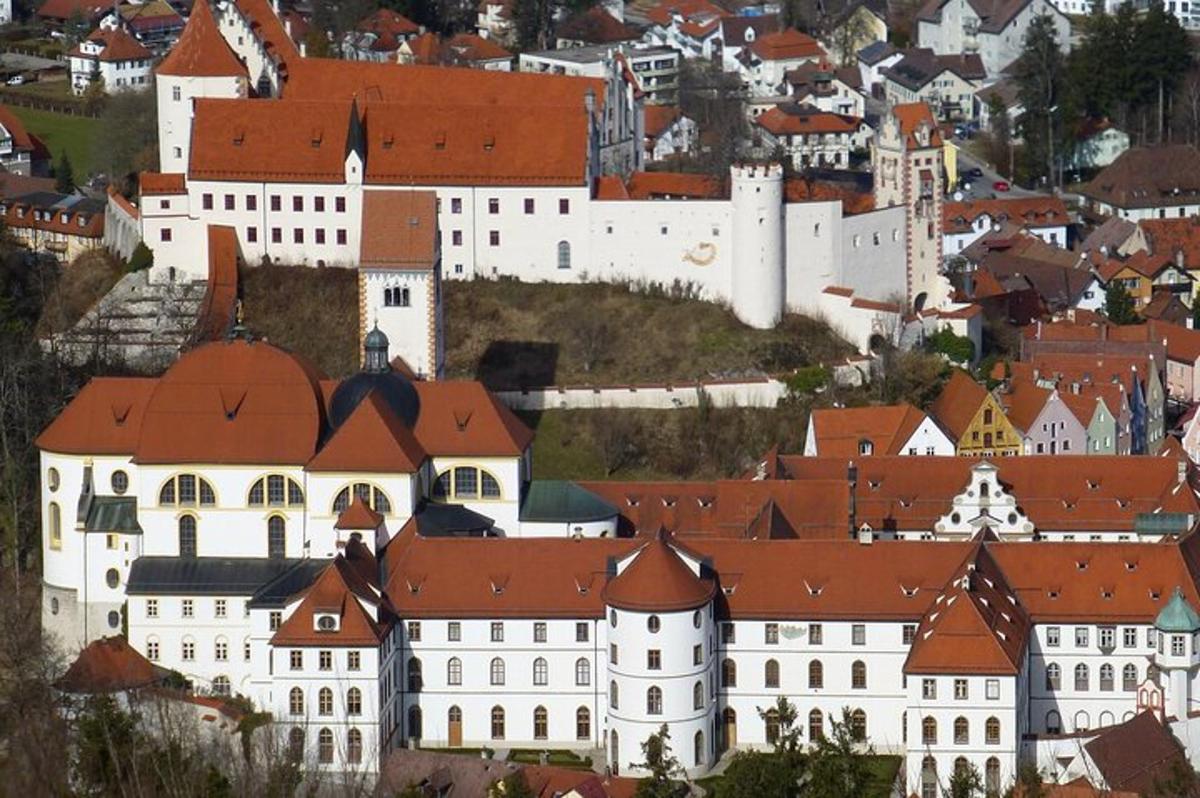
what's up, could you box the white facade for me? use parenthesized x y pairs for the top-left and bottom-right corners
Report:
(916, 0), (1069, 77)
(69, 41), (153, 96)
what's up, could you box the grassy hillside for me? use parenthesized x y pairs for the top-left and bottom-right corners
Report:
(9, 106), (98, 177)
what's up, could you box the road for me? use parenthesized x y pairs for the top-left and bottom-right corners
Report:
(950, 140), (1041, 200)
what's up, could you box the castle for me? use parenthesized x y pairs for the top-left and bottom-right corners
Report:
(139, 0), (953, 370)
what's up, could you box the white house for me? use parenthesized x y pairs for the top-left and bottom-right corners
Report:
(942, 196), (1071, 255)
(882, 49), (986, 121)
(915, 0), (1069, 77)
(1069, 119), (1130, 172)
(68, 26), (153, 95)
(803, 403), (955, 456)
(737, 28), (827, 96)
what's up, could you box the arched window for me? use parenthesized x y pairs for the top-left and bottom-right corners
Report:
(533, 657), (549, 686)
(178, 515), (197, 558)
(954, 716), (969, 745)
(408, 705), (422, 739)
(347, 687), (362, 715)
(347, 728), (363, 764)
(576, 706), (590, 740)
(159, 474), (215, 507)
(408, 657), (423, 692)
(647, 686), (663, 715)
(267, 515), (286, 559)
(318, 687), (333, 716)
(212, 675), (230, 696)
(921, 757), (937, 798)
(610, 729), (619, 776)
(491, 706), (505, 739)
(332, 482), (392, 515)
(721, 658), (737, 688)
(809, 709), (824, 740)
(1100, 663), (1114, 691)
(248, 475), (303, 507)
(694, 730), (705, 768)
(448, 657), (462, 685)
(955, 757), (970, 777)
(851, 660), (866, 689)
(214, 636), (228, 661)
(48, 502), (61, 550)
(809, 659), (823, 689)
(1046, 710), (1061, 734)
(557, 240), (571, 269)
(289, 687), (304, 715)
(610, 680), (619, 709)
(432, 466), (503, 501)
(288, 727), (304, 761)
(1045, 662), (1061, 690)
(985, 716), (1000, 745)
(1074, 663), (1089, 691)
(693, 680), (704, 710)
(449, 705), (462, 726)
(850, 709), (866, 741)
(534, 706), (548, 739)
(384, 286), (411, 307)
(575, 657), (590, 686)
(490, 657), (505, 686)
(985, 757), (1001, 794)
(1099, 710), (1114, 728)
(1074, 710), (1090, 732)
(765, 708), (780, 744)
(1123, 663), (1138, 691)
(765, 658), (780, 688)
(922, 716), (937, 745)
(317, 728), (333, 764)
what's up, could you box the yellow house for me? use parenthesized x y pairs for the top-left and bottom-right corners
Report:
(929, 370), (1022, 456)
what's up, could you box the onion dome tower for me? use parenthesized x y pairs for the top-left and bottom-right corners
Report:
(329, 325), (420, 429)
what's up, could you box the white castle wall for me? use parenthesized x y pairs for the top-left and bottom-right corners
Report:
(156, 73), (245, 175)
(493, 379), (788, 411)
(730, 164), (784, 329)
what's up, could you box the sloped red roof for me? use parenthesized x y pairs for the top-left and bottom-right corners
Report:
(756, 105), (861, 135)
(891, 102), (942, 149)
(307, 390), (426, 473)
(37, 0), (106, 21)
(139, 172), (187, 195)
(928, 369), (988, 439)
(57, 636), (163, 693)
(644, 105), (683, 139)
(809, 404), (932, 457)
(69, 26), (152, 62)
(336, 496), (384, 530)
(748, 28), (824, 62)
(157, 0), (245, 77)
(272, 555), (387, 646)
(359, 190), (437, 269)
(36, 377), (157, 454)
(602, 530), (716, 611)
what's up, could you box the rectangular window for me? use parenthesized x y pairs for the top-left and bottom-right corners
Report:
(160, 228), (172, 242)
(809, 623), (822, 645)
(903, 624), (917, 645)
(290, 650), (302, 670)
(270, 195), (281, 212)
(182, 599), (193, 618)
(319, 650), (331, 671)
(348, 651), (361, 671)
(1099, 627), (1115, 649)
(647, 649), (661, 670)
(269, 611), (282, 631)
(1173, 635), (1186, 656)
(452, 230), (463, 246)
(1075, 627), (1089, 647)
(534, 622), (547, 643)
(315, 228), (326, 244)
(314, 196), (325, 212)
(224, 194), (234, 211)
(202, 193), (213, 210)
(336, 229), (347, 245)
(293, 228), (303, 244)
(489, 230), (500, 246)
(408, 621), (421, 641)
(693, 644), (702, 665)
(721, 623), (736, 644)
(215, 599), (226, 618)
(246, 195), (256, 211)
(559, 198), (569, 214)
(491, 622), (504, 642)
(954, 678), (968, 700)
(450, 197), (462, 214)
(852, 624), (866, 645)
(293, 196), (303, 212)
(247, 226), (257, 243)
(146, 599), (158, 618)
(986, 678), (1000, 700)
(576, 622), (589, 642)
(610, 643), (618, 665)
(1047, 626), (1060, 647)
(448, 621), (461, 641)
(182, 640), (194, 661)
(271, 228), (282, 243)
(524, 198), (534, 214)
(1123, 627), (1137, 648)
(922, 678), (937, 700)
(488, 198), (500, 214)
(765, 623), (779, 644)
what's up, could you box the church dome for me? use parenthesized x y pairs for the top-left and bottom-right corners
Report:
(329, 326), (420, 429)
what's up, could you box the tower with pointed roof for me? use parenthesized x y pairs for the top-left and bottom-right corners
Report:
(1154, 586), (1200, 722)
(155, 0), (247, 174)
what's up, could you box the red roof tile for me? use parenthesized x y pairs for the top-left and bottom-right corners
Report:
(157, 0), (244, 77)
(139, 172), (187, 195)
(58, 636), (163, 693)
(307, 390), (426, 473)
(336, 496), (384, 529)
(748, 28), (824, 61)
(756, 105), (861, 135)
(69, 26), (152, 62)
(603, 530), (717, 611)
(360, 190), (437, 269)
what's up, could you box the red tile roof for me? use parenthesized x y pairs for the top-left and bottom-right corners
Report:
(927, 369), (987, 439)
(37, 0), (107, 22)
(602, 530), (717, 611)
(157, 0), (245, 77)
(891, 102), (942, 149)
(336, 496), (383, 530)
(1139, 216), (1200, 266)
(359, 190), (437, 269)
(644, 105), (683, 140)
(139, 172), (187, 195)
(755, 104), (861, 135)
(272, 551), (388, 646)
(625, 171), (723, 199)
(410, 381), (534, 456)
(307, 390), (426, 472)
(748, 28), (825, 61)
(555, 6), (641, 43)
(0, 105), (33, 153)
(808, 403), (932, 457)
(69, 25), (152, 62)
(57, 636), (163, 693)
(943, 195), (1068, 235)
(36, 377), (157, 454)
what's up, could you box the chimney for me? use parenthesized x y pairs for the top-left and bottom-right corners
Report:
(1036, 320), (1042, 340)
(848, 461), (858, 540)
(1179, 458), (1188, 486)
(1071, 381), (1081, 395)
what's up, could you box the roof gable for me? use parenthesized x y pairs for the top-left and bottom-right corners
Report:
(308, 390), (426, 473)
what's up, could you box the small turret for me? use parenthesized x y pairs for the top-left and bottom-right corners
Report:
(1154, 586), (1200, 720)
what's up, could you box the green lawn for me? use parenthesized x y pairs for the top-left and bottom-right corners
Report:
(9, 105), (98, 177)
(695, 754), (901, 797)
(506, 748), (594, 769)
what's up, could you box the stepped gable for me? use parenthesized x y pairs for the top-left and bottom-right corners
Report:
(36, 377), (157, 454)
(904, 540), (1030, 674)
(271, 554), (387, 646)
(231, 0), (300, 69)
(603, 529), (716, 612)
(308, 390), (426, 473)
(157, 0), (245, 77)
(135, 338), (327, 465)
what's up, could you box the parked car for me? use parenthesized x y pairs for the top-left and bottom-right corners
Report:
(6, 75), (25, 86)
(993, 180), (1010, 192)
(966, 167), (984, 179)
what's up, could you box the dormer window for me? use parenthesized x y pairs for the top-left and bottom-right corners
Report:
(315, 614), (339, 632)
(858, 439), (873, 456)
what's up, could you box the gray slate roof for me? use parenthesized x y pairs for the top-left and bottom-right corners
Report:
(127, 556), (311, 596)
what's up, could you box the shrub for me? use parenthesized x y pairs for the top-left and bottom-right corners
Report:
(125, 242), (152, 273)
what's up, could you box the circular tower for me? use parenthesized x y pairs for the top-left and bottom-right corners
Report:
(1154, 586), (1200, 722)
(602, 530), (718, 779)
(730, 163), (785, 330)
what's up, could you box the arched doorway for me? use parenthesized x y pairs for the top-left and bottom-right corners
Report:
(694, 730), (705, 768)
(722, 707), (737, 749)
(610, 729), (619, 775)
(448, 705), (462, 747)
(913, 291), (928, 313)
(408, 705), (423, 741)
(921, 756), (937, 798)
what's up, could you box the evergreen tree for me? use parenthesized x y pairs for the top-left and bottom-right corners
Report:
(54, 153), (75, 194)
(1015, 15), (1068, 186)
(715, 751), (800, 798)
(948, 762), (984, 798)
(1104, 280), (1138, 325)
(633, 725), (684, 798)
(500, 770), (537, 798)
(805, 709), (870, 798)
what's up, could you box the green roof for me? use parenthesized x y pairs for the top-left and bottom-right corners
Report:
(1134, 512), (1192, 535)
(84, 496), (141, 534)
(1155, 587), (1200, 633)
(519, 481), (618, 524)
